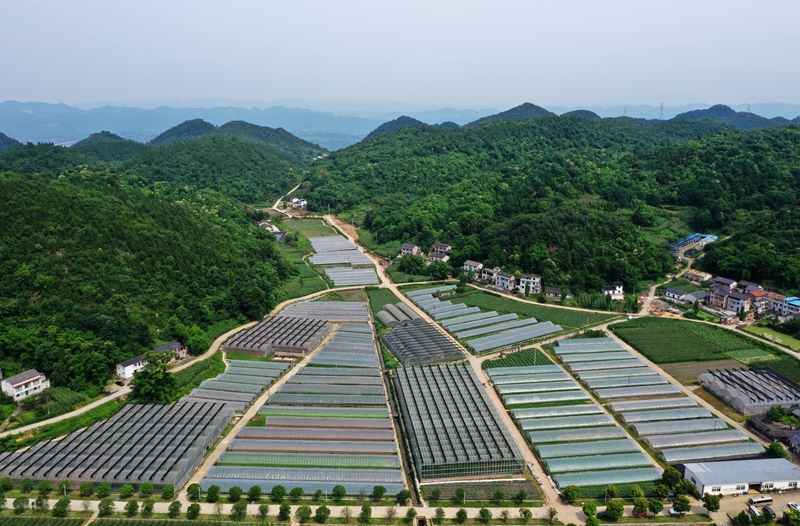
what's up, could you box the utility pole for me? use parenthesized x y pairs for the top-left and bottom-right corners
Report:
(659, 102), (664, 121)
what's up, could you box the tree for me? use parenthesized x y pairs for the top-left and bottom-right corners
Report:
(648, 499), (664, 517)
(703, 493), (721, 513)
(229, 485), (243, 502)
(631, 485), (645, 498)
(633, 498), (649, 514)
(675, 479), (699, 498)
(214, 501), (223, 519)
(249, 485), (263, 502)
(205, 484), (220, 503)
(57, 480), (70, 495)
(37, 479), (51, 495)
(272, 484), (287, 502)
(332, 485), (346, 502)
(373, 485), (387, 502)
(168, 501), (182, 518)
(514, 489), (528, 504)
(96, 481), (111, 498)
(53, 497), (71, 517)
(430, 489), (442, 503)
(142, 499), (155, 518)
(291, 486), (305, 502)
(125, 499), (139, 517)
(231, 500), (248, 521)
(0, 491), (5, 511)
(359, 489), (368, 503)
(456, 508), (468, 524)
(605, 500), (625, 521)
(586, 517), (600, 526)
(187, 483), (201, 501)
(316, 504), (332, 524)
(396, 489), (412, 506)
(130, 350), (177, 402)
(673, 495), (692, 514)
(13, 497), (29, 515)
(434, 508), (446, 524)
(313, 489), (324, 502)
(732, 510), (751, 526)
(561, 485), (581, 504)
(138, 481), (153, 497)
(279, 503), (292, 521)
(583, 502), (597, 517)
(341, 507), (353, 523)
(358, 502), (372, 524)
(187, 502), (201, 520)
(0, 477), (12, 492)
(767, 442), (790, 459)
(652, 484), (670, 499)
(547, 507), (559, 525)
(258, 503), (270, 518)
(478, 507), (492, 524)
(768, 406), (788, 422)
(492, 490), (505, 504)
(119, 483), (135, 499)
(20, 478), (33, 494)
(693, 300), (700, 314)
(406, 507), (418, 524)
(454, 488), (466, 504)
(500, 510), (510, 522)
(34, 495), (49, 515)
(80, 483), (94, 497)
(386, 507), (397, 521)
(662, 467), (682, 488)
(98, 498), (114, 517)
(162, 484), (175, 500)
(518, 508), (532, 524)
(605, 484), (619, 499)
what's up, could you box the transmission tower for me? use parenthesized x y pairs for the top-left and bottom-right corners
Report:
(659, 102), (664, 121)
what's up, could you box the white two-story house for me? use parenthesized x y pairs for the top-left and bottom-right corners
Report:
(1, 370), (50, 401)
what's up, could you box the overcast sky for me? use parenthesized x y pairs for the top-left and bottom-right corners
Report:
(3, 0), (799, 108)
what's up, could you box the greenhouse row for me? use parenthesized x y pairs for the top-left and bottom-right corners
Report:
(309, 251), (373, 266)
(467, 321), (563, 354)
(223, 315), (331, 356)
(553, 467), (662, 489)
(485, 362), (590, 408)
(576, 367), (658, 380)
(405, 284), (456, 297)
(512, 403), (604, 420)
(559, 351), (635, 363)
(278, 302), (371, 323)
(535, 439), (641, 459)
(454, 317), (539, 339)
(485, 364), (563, 377)
(552, 338), (625, 354)
(544, 452), (652, 473)
(207, 319), (405, 496)
(324, 267), (379, 286)
(491, 372), (572, 386)
(448, 313), (518, 333)
(382, 322), (464, 366)
(183, 355), (290, 410)
(394, 363), (524, 480)
(620, 407), (712, 424)
(583, 376), (668, 390)
(497, 380), (581, 395)
(441, 310), (499, 327)
(309, 235), (361, 253)
(519, 413), (615, 431)
(0, 401), (234, 487)
(376, 302), (424, 328)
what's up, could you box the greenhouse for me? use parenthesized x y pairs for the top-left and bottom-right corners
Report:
(263, 416), (393, 429)
(485, 365), (563, 377)
(660, 442), (766, 464)
(308, 354), (380, 368)
(324, 267), (380, 286)
(504, 390), (591, 406)
(309, 251), (372, 265)
(467, 322), (563, 353)
(496, 380), (581, 395)
(545, 452), (652, 473)
(309, 235), (361, 252)
(455, 317), (540, 339)
(442, 311), (499, 327)
(491, 372), (572, 385)
(512, 404), (604, 420)
(567, 359), (646, 371)
(608, 397), (698, 413)
(535, 439), (640, 459)
(553, 467), (662, 488)
(218, 452), (401, 469)
(382, 323), (464, 366)
(215, 373), (277, 385)
(223, 316), (331, 357)
(205, 466), (404, 484)
(278, 383), (385, 396)
(620, 407), (712, 424)
(405, 284), (456, 297)
(200, 478), (405, 495)
(394, 363), (524, 480)
(576, 367), (658, 380)
(424, 302), (463, 314)
(518, 414), (615, 431)
(179, 397), (247, 414)
(226, 367), (284, 378)
(199, 380), (264, 394)
(527, 426), (627, 444)
(269, 393), (386, 406)
(448, 313), (518, 333)
(238, 427), (394, 442)
(291, 375), (383, 385)
(298, 367), (380, 377)
(559, 351), (635, 363)
(229, 360), (290, 370)
(278, 301), (371, 323)
(556, 337), (618, 346)
(230, 439), (398, 454)
(417, 298), (451, 309)
(644, 429), (749, 449)
(633, 418), (728, 436)
(584, 376), (668, 390)
(594, 384), (681, 400)
(553, 343), (625, 354)
(340, 323), (373, 333)
(259, 406), (389, 418)
(435, 306), (481, 320)
(189, 388), (256, 403)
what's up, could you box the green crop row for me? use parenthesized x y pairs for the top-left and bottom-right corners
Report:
(481, 349), (554, 370)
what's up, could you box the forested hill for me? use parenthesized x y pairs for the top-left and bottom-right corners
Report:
(0, 143), (99, 173)
(365, 116), (427, 140)
(0, 132), (21, 151)
(465, 102), (556, 127)
(0, 167), (294, 394)
(148, 118), (328, 165)
(72, 131), (150, 161)
(674, 104), (800, 131)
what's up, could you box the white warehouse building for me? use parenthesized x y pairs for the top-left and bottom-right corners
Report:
(684, 458), (800, 495)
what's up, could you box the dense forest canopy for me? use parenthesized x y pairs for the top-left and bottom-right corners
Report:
(0, 132), (21, 151)
(72, 131), (150, 161)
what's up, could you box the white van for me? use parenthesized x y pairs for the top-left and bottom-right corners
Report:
(748, 496), (773, 507)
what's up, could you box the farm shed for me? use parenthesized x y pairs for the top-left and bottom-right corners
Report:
(698, 368), (800, 415)
(223, 316), (331, 357)
(684, 458), (800, 495)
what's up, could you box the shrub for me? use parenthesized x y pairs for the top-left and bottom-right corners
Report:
(229, 485), (243, 502)
(673, 495), (692, 513)
(20, 478), (33, 493)
(604, 484), (619, 499)
(249, 485), (263, 502)
(97, 481), (112, 498)
(478, 507), (492, 524)
(514, 489), (528, 504)
(125, 499), (139, 517)
(648, 499), (664, 516)
(586, 517), (600, 526)
(0, 477), (12, 492)
(231, 500), (248, 521)
(703, 493), (721, 513)
(519, 508), (532, 524)
(456, 508), (468, 524)
(358, 502), (372, 524)
(296, 505), (313, 523)
(406, 507), (418, 524)
(34, 495), (49, 514)
(187, 483), (201, 500)
(605, 500), (625, 521)
(142, 499), (155, 518)
(37, 479), (51, 494)
(492, 490), (505, 504)
(53, 497), (71, 517)
(79, 483), (94, 497)
(139, 481), (154, 497)
(13, 497), (29, 515)
(430, 489), (442, 502)
(162, 484), (175, 500)
(279, 503), (292, 521)
(652, 484), (670, 499)
(119, 483), (135, 499)
(291, 486), (305, 502)
(98, 498), (114, 517)
(675, 479), (699, 498)
(631, 485), (645, 498)
(396, 489), (412, 505)
(332, 485), (346, 501)
(633, 498), (649, 514)
(168, 500), (182, 518)
(583, 502), (597, 517)
(206, 484), (220, 503)
(373, 485), (387, 502)
(187, 502), (201, 520)
(454, 488), (466, 504)
(561, 485), (581, 504)
(316, 504), (332, 523)
(273, 484), (287, 502)
(259, 503), (270, 518)
(767, 442), (789, 459)
(435, 508), (445, 525)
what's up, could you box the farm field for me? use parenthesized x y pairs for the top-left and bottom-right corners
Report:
(751, 357), (800, 385)
(611, 318), (774, 363)
(660, 359), (745, 383)
(746, 326), (800, 351)
(481, 349), (555, 370)
(0, 518), (85, 526)
(357, 227), (402, 259)
(421, 478), (541, 506)
(656, 278), (705, 295)
(281, 217), (337, 237)
(387, 260), (431, 283)
(366, 287), (402, 316)
(461, 291), (619, 330)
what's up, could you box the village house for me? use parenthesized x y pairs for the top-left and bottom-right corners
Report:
(494, 271), (516, 291)
(686, 290), (710, 305)
(428, 243), (452, 263)
(400, 243), (421, 256)
(116, 341), (187, 380)
(545, 286), (573, 299)
(1, 369), (50, 401)
(601, 282), (624, 300)
(664, 288), (687, 302)
(710, 276), (737, 290)
(685, 270), (713, 283)
(517, 274), (542, 295)
(481, 266), (501, 282)
(462, 260), (483, 274)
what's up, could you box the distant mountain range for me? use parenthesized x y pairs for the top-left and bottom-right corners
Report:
(673, 104), (800, 130)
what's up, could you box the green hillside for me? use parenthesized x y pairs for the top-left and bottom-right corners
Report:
(465, 102), (556, 127)
(0, 168), (294, 395)
(148, 118), (216, 147)
(674, 104), (800, 131)
(123, 136), (301, 204)
(72, 131), (150, 161)
(0, 132), (21, 151)
(0, 143), (99, 173)
(561, 109), (601, 121)
(365, 116), (427, 140)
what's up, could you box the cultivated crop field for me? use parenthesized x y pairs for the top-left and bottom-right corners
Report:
(366, 287), (402, 316)
(461, 292), (619, 330)
(282, 218), (337, 238)
(611, 318), (773, 363)
(482, 349), (554, 370)
(94, 521), (258, 526)
(1, 518), (84, 526)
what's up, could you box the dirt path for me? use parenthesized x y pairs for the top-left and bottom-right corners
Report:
(639, 258), (693, 315)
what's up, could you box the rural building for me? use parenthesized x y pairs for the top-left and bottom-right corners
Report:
(601, 282), (624, 299)
(685, 270), (712, 283)
(517, 274), (542, 295)
(116, 341), (188, 379)
(274, 231), (287, 242)
(1, 369), (50, 401)
(710, 276), (738, 289)
(462, 260), (483, 274)
(429, 243), (452, 263)
(494, 271), (516, 291)
(482, 266), (501, 282)
(664, 288), (687, 302)
(726, 291), (753, 313)
(154, 341), (188, 360)
(669, 233), (718, 258)
(545, 286), (573, 299)
(684, 458), (800, 495)
(773, 296), (800, 318)
(400, 243), (421, 256)
(699, 368), (800, 414)
(685, 290), (710, 304)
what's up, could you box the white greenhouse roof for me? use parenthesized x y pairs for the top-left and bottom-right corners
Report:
(685, 458), (800, 485)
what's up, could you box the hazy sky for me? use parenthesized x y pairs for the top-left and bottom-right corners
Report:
(3, 0), (799, 108)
